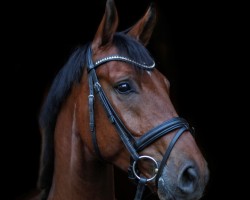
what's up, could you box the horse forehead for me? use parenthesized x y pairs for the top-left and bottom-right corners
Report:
(93, 46), (118, 60)
(97, 61), (143, 80)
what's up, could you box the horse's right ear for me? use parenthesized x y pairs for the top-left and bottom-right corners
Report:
(91, 0), (118, 52)
(126, 3), (157, 46)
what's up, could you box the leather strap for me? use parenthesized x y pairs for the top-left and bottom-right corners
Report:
(88, 74), (103, 160)
(134, 178), (147, 200)
(135, 117), (189, 151)
(155, 127), (188, 187)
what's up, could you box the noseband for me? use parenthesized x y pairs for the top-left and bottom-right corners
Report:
(86, 46), (193, 200)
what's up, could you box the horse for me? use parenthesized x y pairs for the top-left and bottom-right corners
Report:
(33, 0), (209, 199)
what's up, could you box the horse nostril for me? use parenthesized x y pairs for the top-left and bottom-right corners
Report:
(178, 166), (199, 194)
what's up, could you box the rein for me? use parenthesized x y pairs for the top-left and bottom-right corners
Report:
(86, 46), (193, 200)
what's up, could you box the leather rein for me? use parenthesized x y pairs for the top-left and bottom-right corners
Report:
(86, 46), (193, 200)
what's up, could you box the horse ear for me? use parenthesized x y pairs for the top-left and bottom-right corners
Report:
(126, 3), (157, 46)
(91, 0), (118, 51)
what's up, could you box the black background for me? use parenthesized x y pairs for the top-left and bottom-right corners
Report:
(3, 0), (246, 199)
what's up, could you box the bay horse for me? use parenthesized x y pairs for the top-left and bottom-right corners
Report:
(34, 0), (209, 199)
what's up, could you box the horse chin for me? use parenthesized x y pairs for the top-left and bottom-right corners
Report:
(156, 173), (204, 200)
(157, 177), (176, 200)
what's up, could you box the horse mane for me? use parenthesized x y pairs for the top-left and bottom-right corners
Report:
(37, 43), (88, 199)
(37, 32), (154, 199)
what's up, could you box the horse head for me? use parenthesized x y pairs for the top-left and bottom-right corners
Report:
(84, 0), (209, 199)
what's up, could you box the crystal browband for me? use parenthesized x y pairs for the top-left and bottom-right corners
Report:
(94, 55), (155, 70)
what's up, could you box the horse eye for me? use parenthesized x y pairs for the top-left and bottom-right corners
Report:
(115, 82), (132, 94)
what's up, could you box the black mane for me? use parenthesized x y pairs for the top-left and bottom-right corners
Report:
(37, 32), (154, 199)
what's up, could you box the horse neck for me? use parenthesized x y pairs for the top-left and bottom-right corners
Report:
(48, 82), (115, 200)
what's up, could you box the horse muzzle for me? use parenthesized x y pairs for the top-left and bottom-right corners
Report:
(157, 160), (209, 200)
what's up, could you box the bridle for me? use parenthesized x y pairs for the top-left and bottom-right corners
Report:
(86, 45), (194, 200)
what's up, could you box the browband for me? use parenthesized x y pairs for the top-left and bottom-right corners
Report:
(88, 54), (155, 71)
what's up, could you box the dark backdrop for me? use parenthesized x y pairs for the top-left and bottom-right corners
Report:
(3, 0), (246, 199)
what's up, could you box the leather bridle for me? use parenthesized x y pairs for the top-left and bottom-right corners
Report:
(86, 45), (194, 200)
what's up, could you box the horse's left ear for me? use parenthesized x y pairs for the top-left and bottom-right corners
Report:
(91, 0), (118, 52)
(126, 3), (157, 46)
